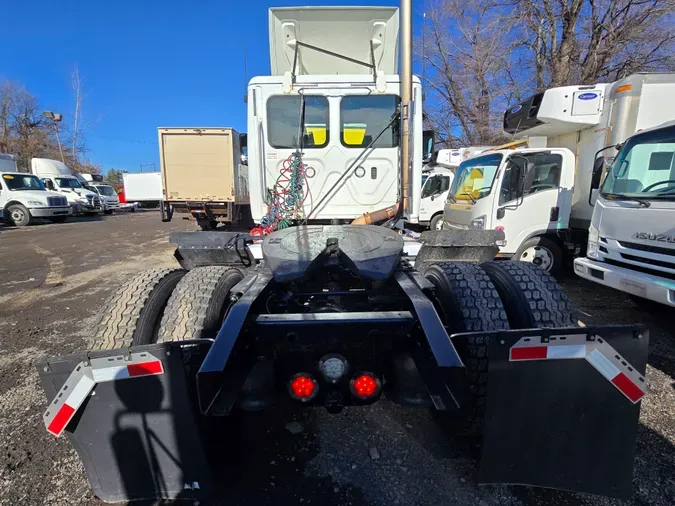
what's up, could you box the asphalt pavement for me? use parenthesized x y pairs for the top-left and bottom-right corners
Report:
(0, 211), (673, 506)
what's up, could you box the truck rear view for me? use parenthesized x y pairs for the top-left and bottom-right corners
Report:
(159, 127), (250, 230)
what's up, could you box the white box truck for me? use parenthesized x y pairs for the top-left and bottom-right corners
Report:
(31, 158), (102, 215)
(158, 128), (250, 230)
(442, 73), (675, 274)
(0, 154), (72, 226)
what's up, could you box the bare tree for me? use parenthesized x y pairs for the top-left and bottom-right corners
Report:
(418, 0), (521, 146)
(419, 0), (675, 146)
(514, 0), (675, 89)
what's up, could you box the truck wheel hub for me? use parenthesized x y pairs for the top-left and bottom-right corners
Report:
(519, 245), (552, 271)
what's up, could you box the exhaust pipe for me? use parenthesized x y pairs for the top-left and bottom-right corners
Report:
(352, 0), (412, 226)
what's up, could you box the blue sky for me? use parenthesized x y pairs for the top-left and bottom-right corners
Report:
(1, 1), (426, 174)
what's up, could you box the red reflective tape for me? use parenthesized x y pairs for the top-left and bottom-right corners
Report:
(510, 346), (547, 361)
(611, 372), (645, 403)
(127, 361), (163, 377)
(47, 404), (76, 436)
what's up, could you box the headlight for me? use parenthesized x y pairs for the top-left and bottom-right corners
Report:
(27, 200), (45, 207)
(587, 225), (600, 260)
(470, 215), (486, 230)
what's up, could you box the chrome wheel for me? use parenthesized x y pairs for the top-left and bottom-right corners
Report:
(519, 245), (553, 271)
(434, 218), (444, 230)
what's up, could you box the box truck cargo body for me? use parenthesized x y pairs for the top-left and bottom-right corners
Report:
(158, 127), (249, 230)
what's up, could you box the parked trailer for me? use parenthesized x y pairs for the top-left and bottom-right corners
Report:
(36, 5), (649, 504)
(158, 127), (250, 230)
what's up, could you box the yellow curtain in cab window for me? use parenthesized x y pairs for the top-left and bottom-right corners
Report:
(343, 123), (367, 145)
(456, 168), (484, 200)
(305, 124), (327, 145)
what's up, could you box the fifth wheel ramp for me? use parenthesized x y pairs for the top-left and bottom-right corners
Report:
(471, 325), (649, 498)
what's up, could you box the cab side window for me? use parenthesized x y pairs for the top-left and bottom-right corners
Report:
(499, 153), (562, 205)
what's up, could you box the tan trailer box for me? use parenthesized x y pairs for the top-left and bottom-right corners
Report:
(158, 127), (249, 204)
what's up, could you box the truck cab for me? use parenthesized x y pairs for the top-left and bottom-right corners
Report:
(31, 158), (102, 215)
(0, 155), (72, 226)
(247, 7), (422, 226)
(443, 147), (575, 272)
(574, 122), (675, 306)
(419, 168), (454, 230)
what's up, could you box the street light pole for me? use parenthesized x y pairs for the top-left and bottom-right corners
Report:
(42, 111), (65, 163)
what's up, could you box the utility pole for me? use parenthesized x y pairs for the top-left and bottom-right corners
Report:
(400, 0), (412, 211)
(42, 111), (65, 163)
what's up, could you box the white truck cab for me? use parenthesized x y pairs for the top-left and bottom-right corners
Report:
(574, 122), (675, 306)
(77, 174), (120, 214)
(247, 7), (423, 226)
(419, 168), (454, 230)
(0, 155), (72, 226)
(443, 147), (575, 270)
(31, 158), (102, 215)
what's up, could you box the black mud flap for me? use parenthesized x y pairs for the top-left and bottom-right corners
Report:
(475, 325), (648, 499)
(37, 341), (213, 503)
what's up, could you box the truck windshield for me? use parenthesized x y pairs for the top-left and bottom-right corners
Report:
(55, 177), (83, 189)
(601, 125), (675, 199)
(2, 174), (46, 191)
(447, 153), (503, 203)
(96, 185), (117, 197)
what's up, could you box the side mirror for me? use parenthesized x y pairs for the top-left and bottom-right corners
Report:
(496, 207), (505, 219)
(589, 156), (606, 206)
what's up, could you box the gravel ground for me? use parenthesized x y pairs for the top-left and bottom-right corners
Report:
(0, 212), (673, 506)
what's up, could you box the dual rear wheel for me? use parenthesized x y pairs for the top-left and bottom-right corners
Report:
(94, 266), (243, 350)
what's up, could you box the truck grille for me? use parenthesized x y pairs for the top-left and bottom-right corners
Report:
(602, 238), (675, 278)
(88, 195), (101, 209)
(47, 196), (68, 207)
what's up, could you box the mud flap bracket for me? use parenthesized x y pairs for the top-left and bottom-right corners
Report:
(474, 325), (648, 498)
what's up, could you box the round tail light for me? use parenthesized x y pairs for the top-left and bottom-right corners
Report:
(350, 373), (381, 399)
(289, 374), (318, 402)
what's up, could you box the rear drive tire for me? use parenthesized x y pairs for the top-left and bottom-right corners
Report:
(94, 267), (186, 350)
(158, 266), (244, 342)
(429, 214), (443, 231)
(513, 236), (563, 275)
(425, 262), (509, 434)
(8, 204), (32, 226)
(481, 261), (574, 329)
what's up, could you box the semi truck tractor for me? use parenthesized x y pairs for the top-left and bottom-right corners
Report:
(0, 154), (71, 226)
(36, 5), (649, 504)
(158, 127), (250, 230)
(442, 73), (675, 274)
(31, 158), (102, 215)
(574, 121), (675, 306)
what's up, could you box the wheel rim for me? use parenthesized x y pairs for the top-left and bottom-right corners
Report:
(519, 245), (553, 271)
(11, 209), (25, 222)
(434, 218), (443, 230)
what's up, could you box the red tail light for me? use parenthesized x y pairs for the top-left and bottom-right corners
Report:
(350, 373), (381, 399)
(289, 374), (318, 401)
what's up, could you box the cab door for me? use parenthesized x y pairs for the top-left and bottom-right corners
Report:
(491, 149), (574, 254)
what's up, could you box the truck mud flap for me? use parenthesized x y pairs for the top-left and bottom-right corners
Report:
(37, 341), (213, 503)
(471, 325), (648, 498)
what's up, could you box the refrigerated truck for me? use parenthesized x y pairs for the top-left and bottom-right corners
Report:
(158, 127), (250, 230)
(442, 73), (675, 274)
